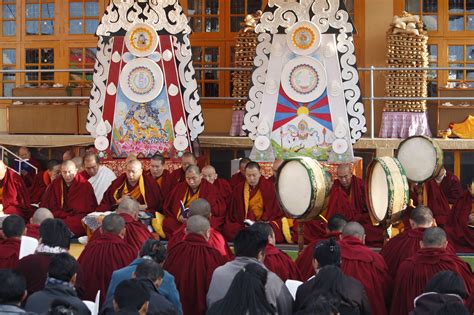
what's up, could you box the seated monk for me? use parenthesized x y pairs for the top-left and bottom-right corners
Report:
(41, 160), (98, 237)
(82, 153), (116, 204)
(148, 154), (170, 196)
(380, 205), (455, 277)
(98, 159), (163, 214)
(229, 157), (250, 187)
(0, 215), (25, 269)
(92, 197), (154, 253)
(167, 198), (233, 259)
(163, 165), (224, 237)
(29, 160), (60, 205)
(62, 149), (75, 161)
(163, 215), (229, 315)
(25, 207), (53, 239)
(390, 227), (473, 315)
(249, 222), (302, 281)
(326, 164), (384, 247)
(78, 213), (136, 302)
(339, 222), (392, 315)
(223, 162), (290, 243)
(445, 190), (474, 253)
(166, 152), (197, 189)
(202, 165), (232, 208)
(16, 146), (42, 188)
(0, 161), (32, 220)
(296, 214), (348, 281)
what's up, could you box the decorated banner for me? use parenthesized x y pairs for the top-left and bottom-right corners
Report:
(244, 0), (366, 162)
(86, 1), (203, 158)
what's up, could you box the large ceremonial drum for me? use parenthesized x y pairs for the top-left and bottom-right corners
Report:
(276, 157), (331, 221)
(366, 157), (410, 223)
(396, 135), (443, 183)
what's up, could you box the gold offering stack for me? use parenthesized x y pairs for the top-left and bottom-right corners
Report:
(384, 12), (429, 113)
(232, 12), (261, 111)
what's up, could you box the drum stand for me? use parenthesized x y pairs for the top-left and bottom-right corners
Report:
(297, 222), (305, 253)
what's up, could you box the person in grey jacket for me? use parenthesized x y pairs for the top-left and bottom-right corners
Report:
(25, 253), (90, 315)
(206, 228), (293, 314)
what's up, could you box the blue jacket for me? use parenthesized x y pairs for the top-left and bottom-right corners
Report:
(106, 258), (182, 314)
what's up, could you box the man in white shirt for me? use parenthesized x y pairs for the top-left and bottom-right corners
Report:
(82, 152), (116, 204)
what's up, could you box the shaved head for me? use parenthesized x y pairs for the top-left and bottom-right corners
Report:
(117, 197), (140, 218)
(188, 198), (211, 218)
(102, 213), (125, 235)
(186, 215), (210, 237)
(31, 208), (54, 225)
(62, 150), (74, 161)
(72, 156), (83, 170)
(337, 164), (353, 189)
(342, 221), (365, 240)
(181, 152), (197, 171)
(422, 227), (447, 249)
(327, 214), (348, 232)
(61, 160), (78, 185)
(126, 159), (143, 185)
(18, 146), (31, 159)
(202, 165), (217, 184)
(185, 164), (200, 175)
(410, 206), (434, 228)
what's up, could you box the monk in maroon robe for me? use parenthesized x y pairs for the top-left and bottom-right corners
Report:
(148, 154), (171, 196)
(223, 162), (289, 243)
(202, 165), (232, 208)
(41, 160), (97, 237)
(296, 214), (348, 281)
(92, 197), (154, 253)
(326, 164), (384, 247)
(163, 165), (225, 237)
(250, 222), (302, 281)
(167, 198), (233, 259)
(29, 160), (61, 205)
(166, 152), (197, 189)
(78, 213), (136, 302)
(390, 227), (473, 315)
(26, 207), (53, 239)
(339, 222), (392, 315)
(98, 159), (163, 214)
(0, 215), (24, 269)
(164, 215), (228, 315)
(17, 146), (42, 188)
(445, 190), (474, 253)
(0, 161), (32, 220)
(229, 157), (250, 187)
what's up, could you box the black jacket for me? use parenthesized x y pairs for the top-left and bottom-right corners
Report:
(24, 282), (90, 315)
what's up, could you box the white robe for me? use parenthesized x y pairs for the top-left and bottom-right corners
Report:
(88, 165), (116, 204)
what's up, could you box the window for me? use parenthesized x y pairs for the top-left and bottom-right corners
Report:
(427, 44), (438, 95)
(1, 0), (16, 36)
(69, 47), (96, 84)
(69, 0), (99, 34)
(188, 0), (219, 33)
(448, 0), (474, 31)
(25, 0), (55, 35)
(1, 49), (15, 96)
(230, 0), (263, 32)
(405, 0), (438, 31)
(192, 46), (220, 97)
(25, 48), (54, 86)
(447, 44), (474, 86)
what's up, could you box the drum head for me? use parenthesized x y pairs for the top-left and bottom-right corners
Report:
(397, 137), (438, 182)
(277, 160), (312, 217)
(369, 162), (389, 221)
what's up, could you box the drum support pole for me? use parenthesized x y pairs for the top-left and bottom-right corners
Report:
(298, 222), (304, 253)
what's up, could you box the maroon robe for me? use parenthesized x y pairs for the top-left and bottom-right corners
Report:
(425, 180), (452, 226)
(264, 243), (302, 281)
(213, 178), (232, 208)
(0, 168), (32, 220)
(327, 176), (384, 247)
(25, 223), (40, 239)
(0, 238), (21, 269)
(380, 227), (457, 277)
(97, 173), (163, 213)
(167, 224), (233, 260)
(339, 235), (392, 315)
(223, 177), (286, 243)
(390, 247), (473, 315)
(166, 168), (185, 189)
(295, 231), (341, 281)
(29, 171), (51, 204)
(20, 157), (41, 188)
(439, 171), (463, 204)
(163, 180), (224, 237)
(41, 174), (98, 237)
(78, 232), (136, 302)
(163, 233), (228, 315)
(291, 220), (327, 244)
(154, 169), (171, 196)
(445, 191), (474, 253)
(229, 172), (245, 187)
(91, 213), (154, 253)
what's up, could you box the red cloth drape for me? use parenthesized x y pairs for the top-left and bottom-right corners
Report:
(1, 168), (32, 220)
(229, 172), (245, 187)
(264, 243), (302, 281)
(25, 223), (40, 239)
(0, 238), (21, 269)
(29, 171), (50, 204)
(213, 178), (232, 209)
(445, 191), (474, 253)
